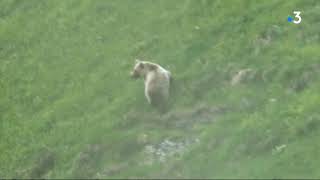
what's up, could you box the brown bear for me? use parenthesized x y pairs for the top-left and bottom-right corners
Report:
(130, 59), (172, 111)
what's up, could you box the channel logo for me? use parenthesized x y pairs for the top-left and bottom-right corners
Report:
(288, 11), (302, 24)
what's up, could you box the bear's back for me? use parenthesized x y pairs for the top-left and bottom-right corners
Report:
(145, 69), (170, 93)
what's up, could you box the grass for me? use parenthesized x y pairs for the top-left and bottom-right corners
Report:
(0, 0), (320, 178)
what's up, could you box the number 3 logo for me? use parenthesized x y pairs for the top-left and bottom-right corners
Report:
(293, 11), (302, 24)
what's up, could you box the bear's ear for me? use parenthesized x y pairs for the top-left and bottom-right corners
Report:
(139, 62), (144, 68)
(135, 59), (141, 64)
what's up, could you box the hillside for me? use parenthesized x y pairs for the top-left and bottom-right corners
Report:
(1, 0), (320, 178)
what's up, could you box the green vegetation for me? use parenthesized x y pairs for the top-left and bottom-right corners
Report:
(1, 0), (319, 178)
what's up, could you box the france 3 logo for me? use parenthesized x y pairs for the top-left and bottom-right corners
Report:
(287, 11), (301, 24)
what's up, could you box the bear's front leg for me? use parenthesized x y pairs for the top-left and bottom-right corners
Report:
(145, 87), (152, 105)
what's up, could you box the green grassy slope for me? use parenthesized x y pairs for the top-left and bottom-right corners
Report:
(1, 0), (319, 178)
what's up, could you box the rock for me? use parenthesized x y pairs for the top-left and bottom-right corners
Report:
(142, 138), (200, 165)
(231, 68), (255, 86)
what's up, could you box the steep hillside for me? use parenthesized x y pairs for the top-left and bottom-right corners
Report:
(1, 0), (319, 178)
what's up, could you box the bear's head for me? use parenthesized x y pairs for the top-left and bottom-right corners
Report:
(130, 59), (157, 79)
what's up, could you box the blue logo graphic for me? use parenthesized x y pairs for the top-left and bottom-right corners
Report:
(287, 16), (293, 22)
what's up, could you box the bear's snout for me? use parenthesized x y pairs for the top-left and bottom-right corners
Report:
(130, 71), (139, 78)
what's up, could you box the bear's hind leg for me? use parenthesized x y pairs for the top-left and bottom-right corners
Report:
(151, 93), (169, 113)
